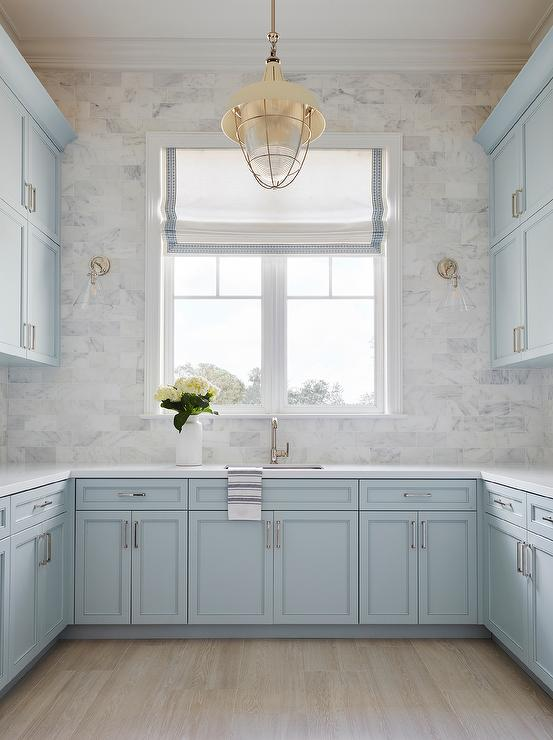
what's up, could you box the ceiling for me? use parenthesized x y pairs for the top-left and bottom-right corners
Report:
(1, 0), (552, 71)
(1, 0), (551, 40)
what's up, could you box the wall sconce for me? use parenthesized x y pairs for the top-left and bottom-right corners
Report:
(73, 256), (111, 308)
(436, 258), (475, 312)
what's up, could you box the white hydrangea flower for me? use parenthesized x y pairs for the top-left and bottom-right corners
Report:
(154, 385), (181, 402)
(207, 383), (220, 400)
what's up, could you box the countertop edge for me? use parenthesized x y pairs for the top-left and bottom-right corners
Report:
(0, 464), (553, 501)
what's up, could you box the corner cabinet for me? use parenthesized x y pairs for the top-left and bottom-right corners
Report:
(0, 27), (74, 367)
(0, 538), (9, 691)
(478, 52), (553, 368)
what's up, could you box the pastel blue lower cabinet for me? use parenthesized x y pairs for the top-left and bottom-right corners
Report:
(9, 522), (43, 676)
(418, 512), (477, 624)
(359, 512), (417, 624)
(527, 532), (553, 690)
(0, 538), (9, 691)
(75, 511), (131, 624)
(189, 511), (273, 624)
(131, 511), (187, 625)
(484, 514), (528, 660)
(273, 511), (358, 624)
(40, 514), (69, 643)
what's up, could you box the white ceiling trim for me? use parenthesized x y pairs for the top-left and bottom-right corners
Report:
(530, 3), (553, 50)
(0, 4), (19, 46)
(17, 37), (530, 73)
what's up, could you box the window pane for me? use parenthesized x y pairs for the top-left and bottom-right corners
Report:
(174, 299), (261, 405)
(174, 257), (216, 296)
(287, 257), (329, 296)
(219, 257), (261, 296)
(287, 299), (375, 406)
(332, 257), (374, 296)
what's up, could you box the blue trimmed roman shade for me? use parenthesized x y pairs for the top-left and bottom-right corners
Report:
(163, 147), (386, 255)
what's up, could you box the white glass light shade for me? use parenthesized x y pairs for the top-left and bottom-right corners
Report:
(221, 62), (325, 189)
(436, 276), (475, 312)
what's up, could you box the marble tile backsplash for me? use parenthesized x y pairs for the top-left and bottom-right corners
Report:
(5, 68), (552, 465)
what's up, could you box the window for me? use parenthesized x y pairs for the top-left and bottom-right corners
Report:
(146, 132), (401, 416)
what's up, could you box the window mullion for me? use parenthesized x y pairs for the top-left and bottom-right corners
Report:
(164, 255), (175, 383)
(272, 256), (287, 413)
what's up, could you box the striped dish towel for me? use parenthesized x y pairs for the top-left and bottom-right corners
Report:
(227, 467), (263, 520)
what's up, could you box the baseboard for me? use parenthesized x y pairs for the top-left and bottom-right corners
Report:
(492, 635), (553, 699)
(62, 624), (491, 640)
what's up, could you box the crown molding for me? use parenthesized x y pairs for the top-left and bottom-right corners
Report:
(529, 3), (553, 51)
(0, 4), (20, 46)
(18, 36), (530, 73)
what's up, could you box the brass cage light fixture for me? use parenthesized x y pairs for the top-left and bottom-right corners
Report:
(221, 0), (325, 189)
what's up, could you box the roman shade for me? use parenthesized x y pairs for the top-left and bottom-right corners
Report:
(163, 147), (386, 255)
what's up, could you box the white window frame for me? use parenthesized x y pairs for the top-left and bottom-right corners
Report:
(145, 131), (402, 417)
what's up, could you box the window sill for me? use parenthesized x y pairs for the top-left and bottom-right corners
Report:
(141, 412), (407, 421)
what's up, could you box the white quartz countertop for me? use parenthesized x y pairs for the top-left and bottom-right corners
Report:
(0, 462), (553, 500)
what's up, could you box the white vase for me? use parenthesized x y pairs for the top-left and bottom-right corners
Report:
(175, 416), (203, 466)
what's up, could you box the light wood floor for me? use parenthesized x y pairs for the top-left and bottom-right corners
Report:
(1, 638), (553, 739)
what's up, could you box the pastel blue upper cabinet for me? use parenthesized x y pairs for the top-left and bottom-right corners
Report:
(490, 231), (525, 366)
(521, 79), (553, 221)
(27, 121), (60, 243)
(0, 202), (26, 360)
(490, 128), (523, 246)
(523, 203), (553, 359)
(0, 25), (74, 367)
(0, 79), (26, 216)
(26, 227), (60, 365)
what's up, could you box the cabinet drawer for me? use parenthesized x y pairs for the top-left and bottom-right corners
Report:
(189, 479), (358, 510)
(0, 499), (10, 539)
(483, 481), (526, 527)
(76, 479), (188, 510)
(360, 480), (477, 510)
(527, 494), (553, 540)
(11, 480), (68, 534)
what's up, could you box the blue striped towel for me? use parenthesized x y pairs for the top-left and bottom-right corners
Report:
(227, 467), (263, 520)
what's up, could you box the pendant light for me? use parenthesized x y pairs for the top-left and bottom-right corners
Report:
(221, 0), (325, 189)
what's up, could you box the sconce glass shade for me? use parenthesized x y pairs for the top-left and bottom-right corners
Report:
(221, 61), (325, 189)
(73, 256), (111, 309)
(436, 275), (475, 312)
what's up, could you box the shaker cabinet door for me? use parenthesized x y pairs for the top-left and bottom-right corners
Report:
(75, 512), (131, 624)
(418, 512), (477, 624)
(490, 127), (522, 246)
(27, 121), (60, 243)
(0, 539), (10, 691)
(0, 79), (26, 215)
(359, 511), (418, 624)
(0, 202), (26, 359)
(484, 514), (528, 661)
(189, 511), (273, 624)
(522, 79), (553, 220)
(273, 511), (358, 624)
(524, 203), (553, 357)
(490, 232), (525, 366)
(40, 514), (68, 642)
(9, 523), (42, 676)
(131, 511), (187, 625)
(26, 226), (59, 366)
(527, 533), (553, 691)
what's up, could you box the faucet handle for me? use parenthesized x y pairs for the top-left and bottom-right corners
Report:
(271, 416), (278, 429)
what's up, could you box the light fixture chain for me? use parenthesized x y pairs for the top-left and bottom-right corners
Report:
(271, 0), (276, 34)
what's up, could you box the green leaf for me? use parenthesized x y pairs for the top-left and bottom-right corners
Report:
(173, 411), (190, 433)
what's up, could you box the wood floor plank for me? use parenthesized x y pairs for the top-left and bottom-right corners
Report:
(1, 638), (553, 740)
